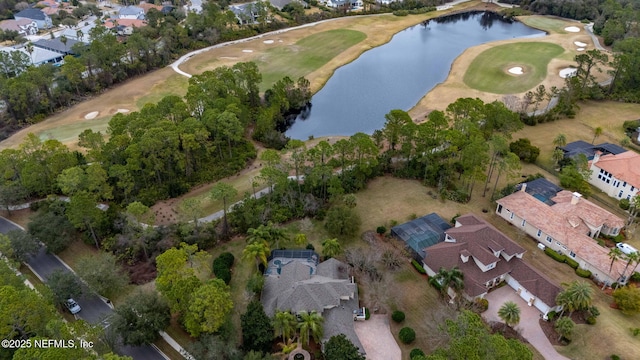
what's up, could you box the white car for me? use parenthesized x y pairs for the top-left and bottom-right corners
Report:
(616, 242), (638, 255)
(65, 298), (81, 314)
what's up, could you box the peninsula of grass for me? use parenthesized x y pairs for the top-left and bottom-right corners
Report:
(256, 29), (366, 91)
(518, 15), (573, 34)
(463, 42), (564, 94)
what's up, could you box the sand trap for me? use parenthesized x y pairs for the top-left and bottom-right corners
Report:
(242, 49), (253, 53)
(577, 47), (585, 51)
(565, 26), (580, 32)
(574, 41), (587, 47)
(84, 111), (99, 120)
(508, 66), (524, 75)
(263, 40), (274, 44)
(559, 68), (578, 78)
(278, 40), (283, 43)
(116, 108), (129, 113)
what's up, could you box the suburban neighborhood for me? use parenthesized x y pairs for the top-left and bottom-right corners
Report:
(0, 0), (640, 360)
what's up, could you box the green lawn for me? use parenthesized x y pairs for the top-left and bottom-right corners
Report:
(135, 73), (189, 109)
(519, 16), (573, 34)
(38, 116), (112, 144)
(463, 42), (564, 94)
(256, 29), (367, 91)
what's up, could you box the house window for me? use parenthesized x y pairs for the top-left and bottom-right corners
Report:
(623, 182), (627, 187)
(497, 204), (503, 213)
(606, 179), (611, 184)
(546, 236), (552, 243)
(614, 180), (619, 187)
(628, 195), (632, 200)
(632, 186), (635, 192)
(521, 219), (526, 227)
(536, 229), (542, 237)
(569, 251), (576, 258)
(487, 263), (495, 269)
(619, 190), (624, 198)
(510, 212), (514, 220)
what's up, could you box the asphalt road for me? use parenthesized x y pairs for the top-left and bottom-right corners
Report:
(0, 217), (166, 360)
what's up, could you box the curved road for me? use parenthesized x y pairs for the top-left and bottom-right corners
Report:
(0, 217), (166, 360)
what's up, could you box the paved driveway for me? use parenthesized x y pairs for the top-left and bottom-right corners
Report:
(483, 286), (571, 360)
(354, 314), (401, 360)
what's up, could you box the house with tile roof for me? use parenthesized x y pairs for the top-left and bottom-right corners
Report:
(422, 214), (562, 316)
(0, 19), (38, 36)
(496, 181), (629, 286)
(261, 251), (364, 355)
(14, 8), (52, 29)
(588, 150), (640, 201)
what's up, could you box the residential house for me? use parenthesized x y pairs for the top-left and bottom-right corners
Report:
(104, 19), (147, 36)
(261, 250), (365, 354)
(118, 5), (145, 20)
(269, 0), (307, 10)
(588, 150), (640, 201)
(37, 0), (70, 16)
(0, 19), (38, 36)
(14, 8), (53, 30)
(0, 45), (64, 66)
(33, 38), (81, 56)
(229, 3), (260, 25)
(391, 212), (451, 261)
(559, 140), (626, 161)
(422, 214), (562, 316)
(496, 179), (628, 285)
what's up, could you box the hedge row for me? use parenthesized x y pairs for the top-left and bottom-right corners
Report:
(575, 268), (592, 278)
(544, 247), (592, 278)
(411, 260), (426, 274)
(213, 252), (235, 285)
(544, 247), (566, 262)
(565, 257), (579, 269)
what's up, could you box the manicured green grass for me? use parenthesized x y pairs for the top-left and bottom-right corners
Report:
(463, 42), (564, 94)
(256, 29), (367, 91)
(520, 16), (572, 34)
(38, 116), (112, 144)
(135, 73), (189, 109)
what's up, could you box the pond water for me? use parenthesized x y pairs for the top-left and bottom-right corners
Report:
(284, 11), (545, 139)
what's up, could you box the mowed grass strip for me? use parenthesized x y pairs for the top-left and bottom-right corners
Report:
(256, 29), (366, 91)
(519, 15), (572, 34)
(463, 42), (564, 94)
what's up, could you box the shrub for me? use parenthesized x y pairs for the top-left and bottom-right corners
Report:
(586, 316), (596, 325)
(575, 268), (592, 278)
(411, 260), (426, 274)
(546, 311), (556, 320)
(631, 328), (640, 336)
(611, 355), (621, 360)
(306, 243), (315, 251)
(631, 272), (640, 282)
(392, 310), (405, 323)
(619, 198), (631, 210)
(213, 252), (235, 285)
(613, 286), (640, 315)
(365, 307), (370, 320)
(399, 327), (416, 344)
(565, 257), (579, 269)
(475, 298), (489, 313)
(410, 348), (425, 359)
(544, 247), (566, 262)
(509, 138), (540, 163)
(376, 226), (387, 235)
(393, 9), (409, 16)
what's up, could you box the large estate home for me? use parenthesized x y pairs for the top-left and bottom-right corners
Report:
(588, 150), (640, 201)
(261, 250), (364, 354)
(559, 140), (626, 161)
(422, 214), (562, 316)
(496, 178), (628, 285)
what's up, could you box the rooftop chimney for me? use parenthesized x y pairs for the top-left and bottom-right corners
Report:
(593, 151), (602, 164)
(571, 192), (582, 205)
(520, 183), (527, 193)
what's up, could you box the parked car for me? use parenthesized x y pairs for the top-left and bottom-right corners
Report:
(65, 298), (81, 314)
(616, 242), (638, 255)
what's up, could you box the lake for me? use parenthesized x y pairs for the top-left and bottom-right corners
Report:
(284, 11), (545, 139)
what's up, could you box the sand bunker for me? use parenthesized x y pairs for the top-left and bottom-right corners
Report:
(565, 26), (580, 32)
(85, 111), (99, 120)
(574, 41), (587, 47)
(508, 66), (524, 75)
(242, 49), (253, 53)
(577, 47), (585, 51)
(559, 68), (578, 78)
(116, 109), (129, 114)
(263, 40), (274, 44)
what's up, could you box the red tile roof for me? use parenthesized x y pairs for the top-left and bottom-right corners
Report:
(593, 151), (640, 189)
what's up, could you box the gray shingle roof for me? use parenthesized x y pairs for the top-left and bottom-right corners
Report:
(14, 8), (47, 21)
(33, 38), (80, 54)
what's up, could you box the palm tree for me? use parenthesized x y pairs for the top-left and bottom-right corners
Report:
(562, 280), (594, 315)
(25, 42), (34, 64)
(592, 126), (603, 144)
(621, 252), (640, 283)
(553, 133), (567, 148)
(430, 267), (464, 300)
(321, 238), (342, 259)
(555, 290), (574, 317)
(247, 222), (287, 249)
(555, 316), (575, 341)
(273, 310), (297, 341)
(498, 301), (521, 330)
(242, 241), (270, 271)
(608, 247), (624, 273)
(294, 233), (307, 247)
(297, 310), (323, 347)
(552, 148), (565, 167)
